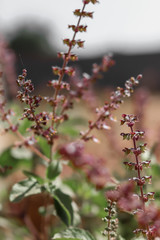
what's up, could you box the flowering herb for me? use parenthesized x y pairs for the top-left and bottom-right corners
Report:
(0, 1), (154, 240)
(120, 114), (157, 239)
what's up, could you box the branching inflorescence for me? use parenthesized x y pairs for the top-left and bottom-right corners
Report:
(0, 0), (100, 165)
(80, 75), (142, 142)
(44, 0), (99, 161)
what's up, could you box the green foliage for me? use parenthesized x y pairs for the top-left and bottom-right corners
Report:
(9, 172), (74, 227)
(46, 160), (62, 180)
(64, 176), (106, 217)
(52, 227), (96, 240)
(49, 187), (74, 227)
(9, 178), (41, 202)
(9, 168), (74, 227)
(23, 170), (44, 184)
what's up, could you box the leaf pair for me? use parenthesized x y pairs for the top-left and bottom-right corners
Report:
(10, 176), (73, 226)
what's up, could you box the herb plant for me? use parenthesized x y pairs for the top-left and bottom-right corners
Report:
(0, 1), (160, 240)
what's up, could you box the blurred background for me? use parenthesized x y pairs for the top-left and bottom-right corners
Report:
(1, 0), (160, 92)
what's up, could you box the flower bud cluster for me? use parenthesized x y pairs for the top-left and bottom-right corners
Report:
(68, 24), (87, 33)
(52, 66), (75, 77)
(123, 160), (151, 171)
(16, 70), (58, 144)
(74, 9), (93, 18)
(122, 143), (147, 156)
(57, 51), (78, 62)
(120, 114), (156, 238)
(47, 80), (70, 91)
(102, 200), (118, 240)
(121, 114), (152, 191)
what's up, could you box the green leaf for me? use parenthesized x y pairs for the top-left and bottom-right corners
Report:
(46, 160), (62, 180)
(23, 170), (44, 184)
(52, 227), (96, 240)
(9, 178), (41, 202)
(37, 136), (50, 158)
(54, 189), (73, 226)
(64, 177), (106, 217)
(49, 187), (73, 226)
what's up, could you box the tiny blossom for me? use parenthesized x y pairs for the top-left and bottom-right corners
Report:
(70, 54), (78, 61)
(142, 160), (151, 168)
(63, 39), (76, 47)
(64, 66), (75, 77)
(62, 39), (85, 49)
(77, 40), (85, 48)
(68, 24), (87, 33)
(57, 52), (79, 62)
(52, 66), (61, 76)
(42, 127), (57, 144)
(73, 9), (93, 18)
(47, 80), (70, 91)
